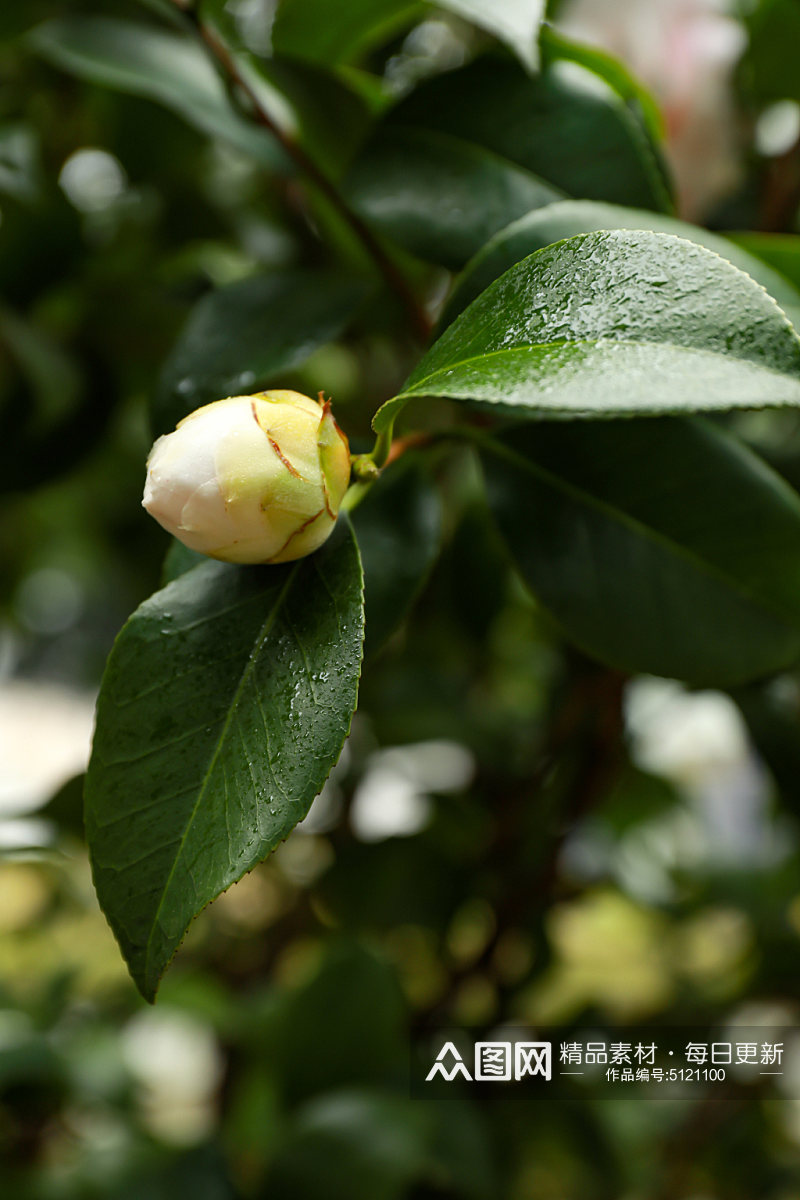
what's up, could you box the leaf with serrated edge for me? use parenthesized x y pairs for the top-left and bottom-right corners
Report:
(375, 230), (800, 431)
(85, 520), (363, 1001)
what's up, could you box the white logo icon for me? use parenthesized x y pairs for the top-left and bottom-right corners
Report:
(475, 1042), (512, 1080)
(426, 1040), (552, 1082)
(515, 1042), (552, 1080)
(425, 1041), (473, 1081)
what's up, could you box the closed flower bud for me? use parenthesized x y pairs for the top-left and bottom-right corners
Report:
(142, 390), (350, 564)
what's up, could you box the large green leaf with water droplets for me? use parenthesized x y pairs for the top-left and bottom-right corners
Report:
(440, 200), (800, 330)
(345, 53), (671, 268)
(481, 419), (800, 685)
(85, 520), (363, 1002)
(374, 230), (800, 431)
(154, 271), (368, 435)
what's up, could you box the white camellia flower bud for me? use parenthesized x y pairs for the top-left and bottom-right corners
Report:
(142, 390), (351, 564)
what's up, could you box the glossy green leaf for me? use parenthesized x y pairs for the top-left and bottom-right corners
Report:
(437, 0), (544, 70)
(161, 541), (206, 588)
(481, 419), (800, 685)
(375, 230), (800, 431)
(273, 0), (544, 70)
(540, 26), (665, 143)
(352, 457), (443, 653)
(272, 0), (422, 65)
(348, 127), (563, 270)
(29, 17), (285, 169)
(154, 270), (368, 434)
(441, 200), (800, 330)
(85, 520), (364, 1001)
(346, 54), (672, 267)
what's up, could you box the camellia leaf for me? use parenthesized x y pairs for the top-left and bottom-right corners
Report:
(160, 540), (206, 587)
(85, 519), (364, 1001)
(481, 419), (800, 685)
(272, 0), (422, 66)
(29, 17), (286, 169)
(539, 26), (665, 143)
(374, 230), (800, 431)
(437, 0), (544, 71)
(440, 200), (800, 330)
(273, 0), (544, 71)
(154, 270), (368, 434)
(349, 126), (564, 271)
(345, 53), (672, 267)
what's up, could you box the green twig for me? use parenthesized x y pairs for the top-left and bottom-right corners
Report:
(343, 420), (439, 511)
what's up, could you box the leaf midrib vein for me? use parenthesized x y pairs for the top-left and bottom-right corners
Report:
(143, 564), (300, 981)
(400, 338), (800, 399)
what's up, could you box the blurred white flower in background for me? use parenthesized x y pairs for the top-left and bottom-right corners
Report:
(558, 0), (746, 218)
(618, 678), (786, 900)
(121, 1008), (224, 1145)
(566, 677), (788, 904)
(625, 676), (750, 790)
(755, 100), (800, 158)
(351, 740), (475, 842)
(0, 679), (95, 847)
(59, 148), (127, 213)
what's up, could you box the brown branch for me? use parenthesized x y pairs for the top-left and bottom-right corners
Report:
(187, 14), (432, 342)
(385, 431), (434, 465)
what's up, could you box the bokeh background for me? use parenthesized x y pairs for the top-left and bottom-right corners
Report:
(4, 0), (800, 1195)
